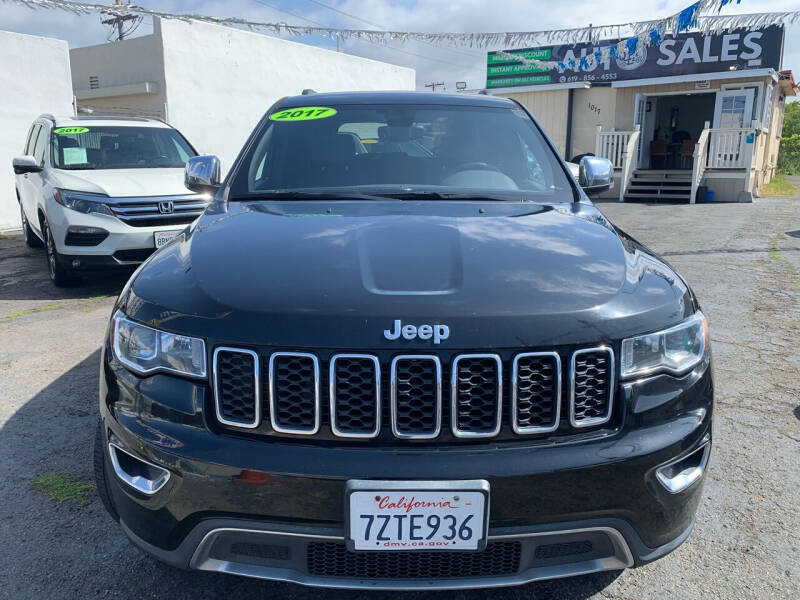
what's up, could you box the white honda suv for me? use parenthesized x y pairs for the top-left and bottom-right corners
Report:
(13, 115), (211, 286)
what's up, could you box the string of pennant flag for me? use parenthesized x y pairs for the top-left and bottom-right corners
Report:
(4, 0), (800, 74)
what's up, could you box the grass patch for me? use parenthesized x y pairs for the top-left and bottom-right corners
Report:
(1, 295), (110, 323)
(769, 234), (800, 290)
(760, 176), (798, 197)
(1, 302), (69, 323)
(31, 472), (96, 507)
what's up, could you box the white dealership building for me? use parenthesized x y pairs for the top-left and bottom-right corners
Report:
(490, 26), (797, 202)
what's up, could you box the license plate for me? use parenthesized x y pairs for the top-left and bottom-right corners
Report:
(154, 229), (182, 248)
(346, 480), (489, 552)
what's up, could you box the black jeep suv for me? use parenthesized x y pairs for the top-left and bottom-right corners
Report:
(96, 92), (712, 590)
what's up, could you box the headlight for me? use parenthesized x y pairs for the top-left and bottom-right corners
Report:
(112, 311), (206, 378)
(54, 188), (114, 216)
(620, 311), (708, 379)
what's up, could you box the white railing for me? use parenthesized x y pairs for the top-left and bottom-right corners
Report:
(690, 121), (711, 205)
(595, 126), (635, 169)
(707, 128), (753, 169)
(690, 120), (758, 204)
(618, 124), (640, 202)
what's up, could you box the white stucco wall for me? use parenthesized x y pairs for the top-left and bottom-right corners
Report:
(0, 30), (73, 230)
(157, 18), (416, 171)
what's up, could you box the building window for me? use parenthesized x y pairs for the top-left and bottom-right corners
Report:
(89, 75), (100, 89)
(761, 84), (774, 132)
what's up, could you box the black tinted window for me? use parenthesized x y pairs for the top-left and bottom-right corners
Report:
(24, 124), (39, 155)
(32, 126), (47, 165)
(51, 126), (195, 170)
(231, 104), (571, 200)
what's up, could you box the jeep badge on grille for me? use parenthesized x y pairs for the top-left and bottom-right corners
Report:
(383, 320), (450, 344)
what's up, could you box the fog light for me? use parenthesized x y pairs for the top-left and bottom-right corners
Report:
(655, 440), (710, 493)
(108, 442), (170, 495)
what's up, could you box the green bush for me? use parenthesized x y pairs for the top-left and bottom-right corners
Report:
(777, 133), (800, 175)
(777, 103), (800, 175)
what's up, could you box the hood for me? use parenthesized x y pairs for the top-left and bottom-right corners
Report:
(51, 168), (190, 197)
(124, 200), (694, 349)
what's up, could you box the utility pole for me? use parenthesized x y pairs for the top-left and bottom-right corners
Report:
(101, 2), (139, 41)
(425, 82), (445, 92)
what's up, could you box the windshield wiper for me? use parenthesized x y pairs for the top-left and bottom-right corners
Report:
(380, 191), (520, 201)
(229, 191), (397, 202)
(229, 190), (530, 202)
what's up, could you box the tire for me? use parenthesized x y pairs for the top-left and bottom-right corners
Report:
(19, 201), (43, 248)
(94, 420), (120, 522)
(42, 218), (77, 287)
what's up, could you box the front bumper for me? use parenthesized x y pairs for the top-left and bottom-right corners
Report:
(99, 348), (713, 589)
(45, 195), (188, 265)
(117, 516), (693, 590)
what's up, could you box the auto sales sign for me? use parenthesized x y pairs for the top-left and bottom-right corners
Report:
(486, 26), (783, 89)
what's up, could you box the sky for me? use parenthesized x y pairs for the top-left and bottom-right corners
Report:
(0, 0), (798, 93)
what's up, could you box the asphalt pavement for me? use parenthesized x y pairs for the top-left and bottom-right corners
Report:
(1, 191), (799, 599)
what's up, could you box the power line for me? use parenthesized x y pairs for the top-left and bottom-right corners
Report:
(301, 0), (480, 63)
(248, 0), (471, 68)
(250, 0), (329, 28)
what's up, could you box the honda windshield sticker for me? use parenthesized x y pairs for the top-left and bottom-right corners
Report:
(54, 126), (90, 135)
(269, 107), (338, 122)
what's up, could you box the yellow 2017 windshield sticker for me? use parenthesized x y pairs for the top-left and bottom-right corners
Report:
(269, 107), (337, 122)
(54, 126), (89, 135)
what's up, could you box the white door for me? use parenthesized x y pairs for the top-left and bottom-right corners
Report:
(711, 88), (754, 167)
(713, 88), (754, 129)
(637, 96), (657, 168)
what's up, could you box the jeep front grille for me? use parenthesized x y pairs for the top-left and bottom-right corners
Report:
(390, 355), (442, 439)
(570, 347), (614, 428)
(213, 348), (260, 428)
(269, 352), (320, 435)
(512, 352), (561, 434)
(107, 194), (211, 227)
(212, 347), (616, 441)
(330, 354), (381, 438)
(451, 354), (502, 438)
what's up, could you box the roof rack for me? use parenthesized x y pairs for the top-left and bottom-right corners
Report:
(73, 115), (154, 122)
(38, 114), (56, 122)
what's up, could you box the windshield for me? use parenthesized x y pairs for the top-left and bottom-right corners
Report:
(51, 126), (196, 170)
(229, 104), (573, 201)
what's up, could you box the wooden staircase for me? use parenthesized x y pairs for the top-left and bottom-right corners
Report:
(624, 170), (693, 202)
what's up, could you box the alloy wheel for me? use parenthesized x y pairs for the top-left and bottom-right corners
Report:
(45, 223), (57, 279)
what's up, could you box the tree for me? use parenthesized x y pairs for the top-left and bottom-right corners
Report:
(777, 101), (800, 174)
(782, 101), (800, 137)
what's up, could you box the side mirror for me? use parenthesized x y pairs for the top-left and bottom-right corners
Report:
(579, 156), (614, 195)
(13, 156), (42, 175)
(185, 155), (221, 195)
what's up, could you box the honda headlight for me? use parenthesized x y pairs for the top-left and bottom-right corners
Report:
(620, 312), (708, 379)
(54, 188), (114, 216)
(112, 311), (206, 378)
